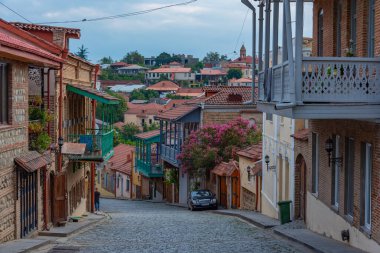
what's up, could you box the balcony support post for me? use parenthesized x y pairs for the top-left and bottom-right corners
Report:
(295, 0), (304, 104)
(272, 0), (279, 66)
(264, 0), (271, 71)
(284, 0), (296, 102)
(258, 2), (264, 71)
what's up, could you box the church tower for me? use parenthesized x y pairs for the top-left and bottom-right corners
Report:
(240, 44), (246, 59)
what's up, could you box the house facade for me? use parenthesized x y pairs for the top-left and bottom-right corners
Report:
(146, 67), (195, 84)
(255, 0), (380, 251)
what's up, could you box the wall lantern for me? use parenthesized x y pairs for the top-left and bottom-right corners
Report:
(246, 166), (254, 181)
(324, 137), (343, 167)
(58, 136), (64, 153)
(265, 155), (276, 171)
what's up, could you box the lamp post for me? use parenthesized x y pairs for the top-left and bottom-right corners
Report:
(264, 154), (276, 171)
(241, 0), (256, 104)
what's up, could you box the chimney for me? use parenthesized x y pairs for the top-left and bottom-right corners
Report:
(227, 93), (243, 103)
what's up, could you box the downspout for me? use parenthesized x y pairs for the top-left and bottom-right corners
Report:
(255, 173), (259, 210)
(58, 62), (63, 172)
(252, 8), (256, 104)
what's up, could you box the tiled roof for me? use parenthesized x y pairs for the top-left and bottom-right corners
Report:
(117, 64), (147, 70)
(11, 22), (80, 37)
(176, 88), (203, 97)
(148, 67), (191, 73)
(135, 130), (161, 140)
(200, 69), (227, 75)
(111, 61), (129, 67)
(237, 142), (262, 161)
(68, 84), (119, 102)
(0, 31), (62, 63)
(291, 129), (309, 141)
(211, 160), (239, 177)
(204, 86), (252, 105)
(125, 103), (164, 115)
(155, 104), (199, 121)
(183, 95), (207, 105)
(100, 80), (143, 86)
(147, 81), (180, 91)
(164, 99), (187, 109)
(230, 78), (252, 83)
(15, 151), (52, 173)
(108, 144), (134, 175)
(232, 55), (253, 64)
(251, 161), (262, 176)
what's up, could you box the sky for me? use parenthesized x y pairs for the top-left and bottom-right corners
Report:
(0, 0), (313, 63)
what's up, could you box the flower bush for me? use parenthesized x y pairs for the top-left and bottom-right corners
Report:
(177, 117), (261, 173)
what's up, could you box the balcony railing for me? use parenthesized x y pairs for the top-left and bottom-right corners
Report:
(161, 144), (180, 167)
(67, 128), (114, 162)
(136, 158), (163, 178)
(258, 57), (380, 104)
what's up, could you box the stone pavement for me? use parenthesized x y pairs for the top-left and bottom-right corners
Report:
(0, 239), (50, 253)
(211, 208), (366, 253)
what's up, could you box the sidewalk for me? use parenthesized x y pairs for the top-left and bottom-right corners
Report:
(0, 213), (106, 253)
(211, 209), (366, 253)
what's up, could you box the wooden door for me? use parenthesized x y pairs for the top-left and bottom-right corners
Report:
(53, 172), (67, 224)
(219, 177), (227, 208)
(231, 177), (240, 209)
(300, 159), (306, 221)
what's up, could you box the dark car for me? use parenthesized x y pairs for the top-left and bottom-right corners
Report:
(187, 190), (217, 211)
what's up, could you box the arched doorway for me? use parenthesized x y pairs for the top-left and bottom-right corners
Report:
(295, 154), (307, 221)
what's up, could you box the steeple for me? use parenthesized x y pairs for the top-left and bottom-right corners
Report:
(240, 44), (246, 59)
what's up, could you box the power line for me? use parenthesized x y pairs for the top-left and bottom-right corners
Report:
(37, 0), (198, 25)
(0, 1), (33, 23)
(234, 9), (249, 53)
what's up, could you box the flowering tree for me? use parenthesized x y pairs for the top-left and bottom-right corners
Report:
(177, 118), (260, 173)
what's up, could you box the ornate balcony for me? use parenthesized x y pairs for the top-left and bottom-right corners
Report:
(66, 129), (114, 162)
(257, 57), (380, 119)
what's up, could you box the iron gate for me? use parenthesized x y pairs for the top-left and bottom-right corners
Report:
(18, 169), (38, 238)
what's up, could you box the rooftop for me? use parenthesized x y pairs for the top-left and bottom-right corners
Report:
(176, 88), (203, 97)
(108, 144), (134, 175)
(125, 102), (164, 116)
(204, 87), (253, 105)
(135, 130), (161, 140)
(200, 69), (227, 75)
(155, 104), (199, 121)
(236, 142), (262, 161)
(11, 22), (81, 38)
(211, 160), (239, 177)
(147, 81), (180, 91)
(148, 67), (191, 73)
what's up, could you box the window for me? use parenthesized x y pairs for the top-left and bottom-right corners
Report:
(361, 143), (372, 230)
(368, 0), (375, 57)
(336, 2), (342, 56)
(345, 137), (355, 218)
(126, 178), (130, 192)
(0, 63), (8, 124)
(149, 119), (153, 124)
(332, 135), (340, 208)
(350, 0), (357, 55)
(266, 113), (273, 122)
(312, 133), (319, 194)
(318, 9), (324, 56)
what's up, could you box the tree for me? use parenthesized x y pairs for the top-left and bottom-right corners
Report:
(203, 51), (220, 64)
(190, 61), (204, 72)
(121, 51), (144, 65)
(122, 123), (141, 140)
(99, 56), (113, 64)
(155, 52), (172, 66)
(130, 89), (159, 101)
(178, 118), (261, 173)
(143, 122), (159, 132)
(96, 90), (127, 122)
(227, 69), (243, 79)
(76, 45), (89, 60)
(170, 54), (182, 63)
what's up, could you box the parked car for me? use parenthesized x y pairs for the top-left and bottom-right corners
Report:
(187, 190), (217, 211)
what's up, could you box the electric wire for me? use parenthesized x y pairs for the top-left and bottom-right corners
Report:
(0, 1), (33, 23)
(233, 9), (249, 54)
(37, 0), (198, 25)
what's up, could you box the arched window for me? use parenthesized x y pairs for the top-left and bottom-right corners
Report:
(318, 9), (324, 56)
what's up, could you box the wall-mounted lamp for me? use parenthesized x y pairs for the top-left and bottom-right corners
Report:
(246, 166), (254, 181)
(58, 136), (64, 153)
(264, 155), (276, 171)
(325, 137), (343, 167)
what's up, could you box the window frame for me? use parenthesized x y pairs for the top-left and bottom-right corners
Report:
(344, 137), (355, 218)
(361, 142), (372, 231)
(0, 63), (8, 125)
(332, 135), (340, 208)
(312, 132), (319, 194)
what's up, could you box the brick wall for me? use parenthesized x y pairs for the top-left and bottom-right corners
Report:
(313, 0), (380, 57)
(202, 109), (262, 129)
(309, 119), (380, 244)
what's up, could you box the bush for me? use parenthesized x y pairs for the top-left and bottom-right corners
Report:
(30, 132), (51, 153)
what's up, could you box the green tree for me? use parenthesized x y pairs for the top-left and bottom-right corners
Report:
(121, 51), (144, 65)
(130, 89), (159, 101)
(155, 52), (172, 66)
(99, 56), (113, 64)
(227, 69), (243, 79)
(122, 123), (141, 140)
(203, 51), (220, 64)
(143, 122), (159, 132)
(96, 90), (127, 122)
(75, 45), (89, 60)
(190, 61), (204, 72)
(170, 54), (182, 63)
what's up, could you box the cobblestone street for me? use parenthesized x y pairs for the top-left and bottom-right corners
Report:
(34, 198), (313, 253)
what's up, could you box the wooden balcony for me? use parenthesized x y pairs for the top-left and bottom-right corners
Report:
(66, 129), (114, 162)
(161, 145), (180, 167)
(136, 158), (163, 178)
(257, 57), (380, 119)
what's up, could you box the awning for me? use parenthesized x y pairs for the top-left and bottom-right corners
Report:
(251, 161), (262, 177)
(15, 151), (52, 173)
(67, 84), (119, 105)
(211, 160), (239, 177)
(61, 142), (86, 155)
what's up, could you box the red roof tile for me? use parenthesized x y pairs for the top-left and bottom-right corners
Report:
(211, 160), (239, 177)
(148, 67), (191, 73)
(15, 151), (52, 173)
(237, 142), (262, 161)
(204, 87), (252, 105)
(200, 69), (227, 75)
(108, 144), (134, 175)
(11, 22), (81, 37)
(155, 104), (199, 121)
(176, 88), (203, 97)
(111, 62), (129, 67)
(125, 103), (164, 116)
(147, 81), (180, 91)
(291, 129), (309, 141)
(135, 130), (161, 140)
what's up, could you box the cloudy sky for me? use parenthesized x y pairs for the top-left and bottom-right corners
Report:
(0, 0), (313, 63)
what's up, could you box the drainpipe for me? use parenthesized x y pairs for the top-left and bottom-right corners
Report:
(255, 173), (259, 210)
(58, 62), (63, 172)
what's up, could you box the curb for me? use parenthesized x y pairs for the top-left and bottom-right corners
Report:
(210, 211), (277, 229)
(273, 229), (324, 253)
(165, 203), (187, 209)
(22, 240), (51, 253)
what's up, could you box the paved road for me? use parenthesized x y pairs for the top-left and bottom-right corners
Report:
(39, 199), (313, 253)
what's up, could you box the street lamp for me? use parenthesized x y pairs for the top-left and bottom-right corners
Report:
(58, 136), (64, 153)
(246, 166), (253, 181)
(325, 137), (342, 167)
(264, 155), (276, 171)
(241, 0), (256, 104)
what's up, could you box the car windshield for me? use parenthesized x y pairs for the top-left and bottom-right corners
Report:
(191, 191), (212, 198)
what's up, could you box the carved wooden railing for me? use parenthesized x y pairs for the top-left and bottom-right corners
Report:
(258, 57), (380, 104)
